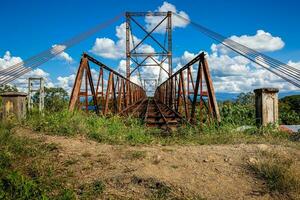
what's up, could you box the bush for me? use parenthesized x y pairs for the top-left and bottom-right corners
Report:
(26, 110), (86, 136)
(25, 110), (158, 144)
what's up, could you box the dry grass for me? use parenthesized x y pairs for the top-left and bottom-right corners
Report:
(248, 150), (300, 199)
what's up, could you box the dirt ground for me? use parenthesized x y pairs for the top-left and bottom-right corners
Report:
(15, 128), (300, 199)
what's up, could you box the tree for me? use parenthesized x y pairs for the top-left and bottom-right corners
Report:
(0, 85), (18, 94)
(0, 85), (18, 106)
(235, 92), (255, 105)
(280, 95), (300, 113)
(279, 95), (300, 124)
(33, 87), (69, 112)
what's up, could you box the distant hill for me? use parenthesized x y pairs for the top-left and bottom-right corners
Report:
(215, 91), (300, 102)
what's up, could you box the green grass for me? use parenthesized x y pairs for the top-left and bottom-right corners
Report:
(0, 120), (107, 199)
(248, 150), (300, 199)
(1, 110), (299, 199)
(0, 122), (50, 199)
(22, 109), (299, 148)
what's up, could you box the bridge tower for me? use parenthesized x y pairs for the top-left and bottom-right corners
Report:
(125, 11), (172, 94)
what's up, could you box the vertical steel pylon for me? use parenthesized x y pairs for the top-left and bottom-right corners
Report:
(125, 11), (172, 96)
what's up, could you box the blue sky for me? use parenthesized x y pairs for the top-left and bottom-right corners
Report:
(1, 0), (299, 98)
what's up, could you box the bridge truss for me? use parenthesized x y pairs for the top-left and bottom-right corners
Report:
(1, 11), (299, 129)
(126, 12), (172, 93)
(69, 53), (146, 115)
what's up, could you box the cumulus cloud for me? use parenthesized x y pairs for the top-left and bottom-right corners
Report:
(0, 51), (22, 70)
(56, 74), (76, 93)
(145, 1), (190, 33)
(171, 28), (300, 93)
(186, 29), (300, 92)
(51, 44), (73, 62)
(287, 60), (300, 69)
(212, 30), (285, 55)
(12, 68), (54, 92)
(91, 38), (123, 59)
(0, 51), (74, 92)
(90, 23), (155, 59)
(175, 48), (298, 93)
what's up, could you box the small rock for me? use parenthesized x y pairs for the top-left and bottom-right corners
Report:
(224, 158), (231, 162)
(257, 144), (269, 151)
(203, 156), (215, 163)
(248, 157), (258, 165)
(153, 155), (162, 164)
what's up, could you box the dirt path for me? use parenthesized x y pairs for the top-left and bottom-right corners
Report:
(14, 128), (299, 199)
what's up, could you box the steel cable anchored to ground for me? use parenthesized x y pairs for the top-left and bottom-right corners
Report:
(172, 12), (300, 88)
(0, 13), (124, 85)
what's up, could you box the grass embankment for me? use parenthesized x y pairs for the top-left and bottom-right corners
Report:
(1, 111), (300, 199)
(0, 122), (105, 199)
(248, 150), (300, 199)
(23, 110), (299, 147)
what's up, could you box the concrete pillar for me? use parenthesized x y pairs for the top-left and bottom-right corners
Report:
(1, 92), (27, 120)
(254, 88), (279, 126)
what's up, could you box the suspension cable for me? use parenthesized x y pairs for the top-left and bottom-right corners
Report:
(173, 12), (300, 88)
(0, 12), (124, 85)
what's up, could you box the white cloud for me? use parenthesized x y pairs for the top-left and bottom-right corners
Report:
(0, 51), (72, 92)
(51, 44), (73, 62)
(287, 60), (300, 69)
(91, 23), (155, 60)
(91, 38), (123, 59)
(12, 68), (54, 92)
(145, 1), (190, 33)
(0, 51), (22, 70)
(212, 30), (285, 55)
(57, 51), (73, 62)
(175, 50), (298, 93)
(191, 30), (300, 92)
(56, 74), (76, 93)
(55, 68), (108, 94)
(172, 27), (300, 93)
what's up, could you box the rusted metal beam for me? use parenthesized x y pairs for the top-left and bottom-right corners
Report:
(69, 57), (86, 111)
(125, 12), (172, 95)
(69, 53), (146, 115)
(154, 52), (220, 126)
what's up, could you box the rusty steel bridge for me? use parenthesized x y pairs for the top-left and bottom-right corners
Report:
(1, 12), (299, 129)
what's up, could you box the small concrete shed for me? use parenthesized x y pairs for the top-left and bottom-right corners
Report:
(1, 92), (27, 120)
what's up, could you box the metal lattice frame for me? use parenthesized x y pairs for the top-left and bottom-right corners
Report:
(125, 12), (172, 88)
(69, 53), (146, 115)
(28, 77), (45, 112)
(154, 52), (220, 125)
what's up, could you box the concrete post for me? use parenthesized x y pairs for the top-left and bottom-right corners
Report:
(1, 92), (27, 120)
(254, 88), (279, 126)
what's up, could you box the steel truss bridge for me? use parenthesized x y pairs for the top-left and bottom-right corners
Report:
(1, 12), (299, 129)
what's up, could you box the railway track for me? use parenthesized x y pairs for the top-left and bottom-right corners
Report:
(144, 98), (182, 130)
(121, 97), (182, 130)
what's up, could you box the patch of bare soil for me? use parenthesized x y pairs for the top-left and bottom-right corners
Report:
(14, 128), (300, 199)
